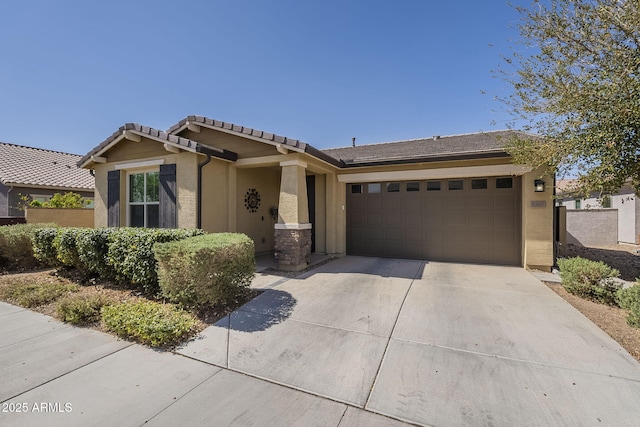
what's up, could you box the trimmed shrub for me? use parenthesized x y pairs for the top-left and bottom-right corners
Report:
(107, 228), (205, 294)
(76, 228), (117, 278)
(53, 227), (84, 268)
(557, 257), (621, 305)
(0, 280), (79, 308)
(0, 223), (56, 270)
(154, 233), (255, 307)
(33, 227), (61, 267)
(616, 284), (640, 328)
(57, 293), (114, 325)
(101, 300), (198, 347)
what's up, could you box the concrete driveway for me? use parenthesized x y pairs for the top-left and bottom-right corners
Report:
(178, 256), (640, 426)
(2, 256), (640, 426)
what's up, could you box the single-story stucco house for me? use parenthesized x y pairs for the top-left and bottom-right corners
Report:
(78, 116), (554, 271)
(0, 142), (95, 218)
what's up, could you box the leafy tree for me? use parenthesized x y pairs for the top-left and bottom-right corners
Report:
(17, 192), (90, 210)
(500, 0), (640, 196)
(42, 192), (89, 208)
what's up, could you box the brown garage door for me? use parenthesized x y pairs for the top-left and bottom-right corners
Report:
(346, 176), (521, 265)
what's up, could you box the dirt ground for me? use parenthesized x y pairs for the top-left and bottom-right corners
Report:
(0, 269), (257, 338)
(553, 243), (640, 362)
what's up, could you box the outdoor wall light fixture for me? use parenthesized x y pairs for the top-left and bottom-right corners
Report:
(269, 206), (278, 221)
(534, 179), (545, 192)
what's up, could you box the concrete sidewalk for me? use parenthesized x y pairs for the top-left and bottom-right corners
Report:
(2, 257), (640, 426)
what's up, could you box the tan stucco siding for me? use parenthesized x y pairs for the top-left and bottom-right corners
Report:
(236, 168), (281, 252)
(314, 174), (327, 253)
(92, 145), (201, 229)
(26, 208), (94, 227)
(181, 128), (282, 159)
(200, 159), (230, 232)
(521, 168), (554, 271)
(93, 163), (109, 228)
(324, 172), (346, 255)
(102, 138), (167, 163)
(175, 153), (198, 229)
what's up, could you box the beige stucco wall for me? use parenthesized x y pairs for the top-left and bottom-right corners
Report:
(200, 159), (230, 232)
(324, 172), (346, 255)
(236, 167), (281, 253)
(314, 174), (327, 253)
(26, 208), (94, 228)
(90, 138), (200, 229)
(521, 168), (554, 271)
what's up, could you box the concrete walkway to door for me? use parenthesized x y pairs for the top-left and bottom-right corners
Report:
(177, 256), (640, 426)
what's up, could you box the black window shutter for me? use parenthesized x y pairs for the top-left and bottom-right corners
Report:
(159, 164), (177, 228)
(107, 170), (120, 227)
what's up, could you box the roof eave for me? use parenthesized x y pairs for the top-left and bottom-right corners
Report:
(339, 150), (511, 168)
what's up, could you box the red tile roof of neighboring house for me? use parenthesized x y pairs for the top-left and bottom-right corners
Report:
(0, 142), (94, 190)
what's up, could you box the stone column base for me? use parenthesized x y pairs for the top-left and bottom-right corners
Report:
(274, 228), (311, 271)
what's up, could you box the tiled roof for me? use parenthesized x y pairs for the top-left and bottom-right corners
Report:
(0, 142), (94, 190)
(168, 115), (308, 151)
(79, 123), (237, 167)
(321, 130), (528, 165)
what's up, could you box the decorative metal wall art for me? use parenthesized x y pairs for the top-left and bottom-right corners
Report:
(244, 188), (261, 213)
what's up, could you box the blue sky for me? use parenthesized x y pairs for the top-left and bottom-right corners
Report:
(0, 1), (527, 155)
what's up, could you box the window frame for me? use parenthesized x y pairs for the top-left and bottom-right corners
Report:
(126, 168), (160, 228)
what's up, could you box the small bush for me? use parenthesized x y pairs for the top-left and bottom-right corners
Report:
(101, 300), (198, 347)
(107, 228), (205, 294)
(0, 280), (79, 308)
(557, 257), (621, 305)
(616, 284), (640, 328)
(0, 223), (56, 270)
(33, 227), (61, 267)
(155, 233), (255, 307)
(56, 293), (114, 325)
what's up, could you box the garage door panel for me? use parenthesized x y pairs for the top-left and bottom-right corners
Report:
(446, 196), (467, 211)
(468, 195), (492, 210)
(494, 211), (516, 228)
(445, 212), (466, 227)
(403, 197), (422, 212)
(367, 197), (383, 210)
(346, 177), (521, 265)
(404, 212), (422, 226)
(384, 227), (403, 241)
(403, 227), (423, 242)
(368, 213), (383, 226)
(469, 211), (492, 228)
(494, 194), (517, 210)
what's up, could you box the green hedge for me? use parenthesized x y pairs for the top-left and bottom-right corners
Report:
(53, 227), (84, 269)
(32, 227), (205, 293)
(0, 223), (57, 270)
(154, 233), (255, 307)
(616, 284), (640, 328)
(33, 227), (60, 267)
(557, 257), (621, 305)
(107, 228), (205, 294)
(76, 228), (118, 278)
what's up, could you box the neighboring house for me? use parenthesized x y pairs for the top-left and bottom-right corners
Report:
(557, 179), (639, 244)
(0, 142), (95, 217)
(79, 116), (554, 271)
